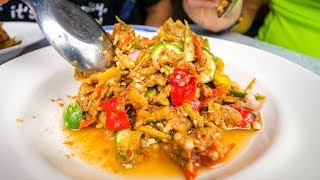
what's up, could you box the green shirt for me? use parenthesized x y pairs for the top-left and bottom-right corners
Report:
(257, 0), (320, 59)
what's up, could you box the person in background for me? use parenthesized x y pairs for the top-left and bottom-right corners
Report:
(181, 0), (320, 59)
(182, 0), (243, 32)
(0, 0), (172, 26)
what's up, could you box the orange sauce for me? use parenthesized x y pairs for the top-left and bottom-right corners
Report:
(64, 127), (255, 177)
(221, 130), (256, 163)
(64, 127), (182, 176)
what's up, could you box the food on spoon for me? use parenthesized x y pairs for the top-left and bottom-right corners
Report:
(0, 22), (20, 50)
(217, 0), (232, 16)
(64, 18), (265, 180)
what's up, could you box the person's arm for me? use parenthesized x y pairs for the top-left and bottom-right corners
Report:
(144, 0), (172, 26)
(183, 0), (243, 32)
(0, 0), (9, 4)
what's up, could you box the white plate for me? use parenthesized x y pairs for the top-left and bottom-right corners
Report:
(0, 22), (44, 64)
(1, 28), (320, 180)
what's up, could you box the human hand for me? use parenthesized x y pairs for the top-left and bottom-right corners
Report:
(183, 0), (243, 32)
(0, 0), (9, 4)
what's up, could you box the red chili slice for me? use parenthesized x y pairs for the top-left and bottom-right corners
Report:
(212, 87), (227, 100)
(183, 162), (199, 180)
(238, 108), (255, 127)
(105, 110), (130, 130)
(169, 68), (197, 106)
(100, 96), (130, 130)
(190, 100), (201, 112)
(193, 37), (204, 64)
(100, 96), (120, 111)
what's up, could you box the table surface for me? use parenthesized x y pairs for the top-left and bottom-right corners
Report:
(19, 25), (320, 77)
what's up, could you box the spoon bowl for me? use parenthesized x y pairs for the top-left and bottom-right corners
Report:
(218, 0), (239, 18)
(22, 0), (114, 74)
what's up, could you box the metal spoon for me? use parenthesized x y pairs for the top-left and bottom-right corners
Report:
(217, 0), (238, 18)
(22, 0), (114, 74)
